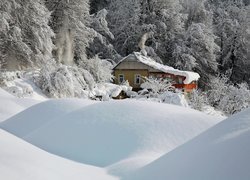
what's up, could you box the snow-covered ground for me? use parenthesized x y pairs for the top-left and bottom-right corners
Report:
(201, 105), (225, 118)
(0, 129), (118, 180)
(0, 72), (48, 122)
(127, 108), (250, 180)
(4, 81), (248, 180)
(0, 99), (224, 179)
(0, 88), (43, 122)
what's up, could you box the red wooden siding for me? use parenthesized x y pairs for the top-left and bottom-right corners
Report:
(148, 72), (197, 92)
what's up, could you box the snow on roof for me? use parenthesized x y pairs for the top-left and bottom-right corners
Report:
(114, 52), (200, 84)
(133, 52), (200, 84)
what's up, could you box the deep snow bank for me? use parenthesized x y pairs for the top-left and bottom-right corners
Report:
(127, 108), (250, 180)
(0, 88), (41, 122)
(1, 99), (223, 175)
(0, 99), (97, 137)
(0, 129), (117, 180)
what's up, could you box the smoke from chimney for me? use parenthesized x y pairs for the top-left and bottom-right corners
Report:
(138, 32), (153, 56)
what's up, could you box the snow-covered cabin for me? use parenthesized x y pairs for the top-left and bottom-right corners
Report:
(113, 52), (200, 92)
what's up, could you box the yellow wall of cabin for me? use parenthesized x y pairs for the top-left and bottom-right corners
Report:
(114, 70), (148, 89)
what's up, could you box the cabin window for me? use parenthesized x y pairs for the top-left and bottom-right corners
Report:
(165, 74), (172, 80)
(134, 74), (141, 84)
(118, 74), (125, 84)
(178, 77), (183, 84)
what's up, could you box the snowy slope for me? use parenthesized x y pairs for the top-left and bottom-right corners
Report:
(0, 129), (117, 180)
(0, 88), (41, 122)
(0, 99), (97, 137)
(127, 108), (250, 180)
(1, 99), (224, 177)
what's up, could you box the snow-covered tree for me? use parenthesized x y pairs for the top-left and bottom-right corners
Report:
(91, 9), (114, 40)
(186, 23), (219, 72)
(38, 0), (116, 98)
(90, 0), (110, 14)
(145, 0), (187, 64)
(107, 0), (142, 56)
(45, 0), (94, 65)
(107, 0), (187, 63)
(88, 8), (120, 61)
(172, 0), (220, 88)
(80, 55), (113, 83)
(212, 0), (250, 84)
(173, 23), (220, 90)
(182, 0), (212, 27)
(0, 0), (54, 70)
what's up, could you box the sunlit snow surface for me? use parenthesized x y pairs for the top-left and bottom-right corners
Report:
(0, 129), (118, 180)
(127, 108), (250, 180)
(1, 98), (223, 178)
(0, 88), (42, 122)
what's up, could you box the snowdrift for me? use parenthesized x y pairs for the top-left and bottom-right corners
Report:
(1, 99), (223, 177)
(0, 98), (97, 137)
(0, 129), (117, 180)
(127, 108), (250, 180)
(0, 88), (40, 122)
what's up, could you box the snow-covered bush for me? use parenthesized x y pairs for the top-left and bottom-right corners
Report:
(0, 71), (21, 86)
(35, 51), (114, 99)
(91, 81), (132, 101)
(3, 86), (32, 98)
(0, 71), (42, 98)
(207, 75), (229, 107)
(0, 71), (25, 97)
(217, 83), (250, 114)
(139, 77), (174, 98)
(188, 89), (208, 111)
(136, 77), (188, 107)
(160, 91), (189, 107)
(188, 76), (250, 115)
(37, 65), (95, 98)
(207, 76), (250, 114)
